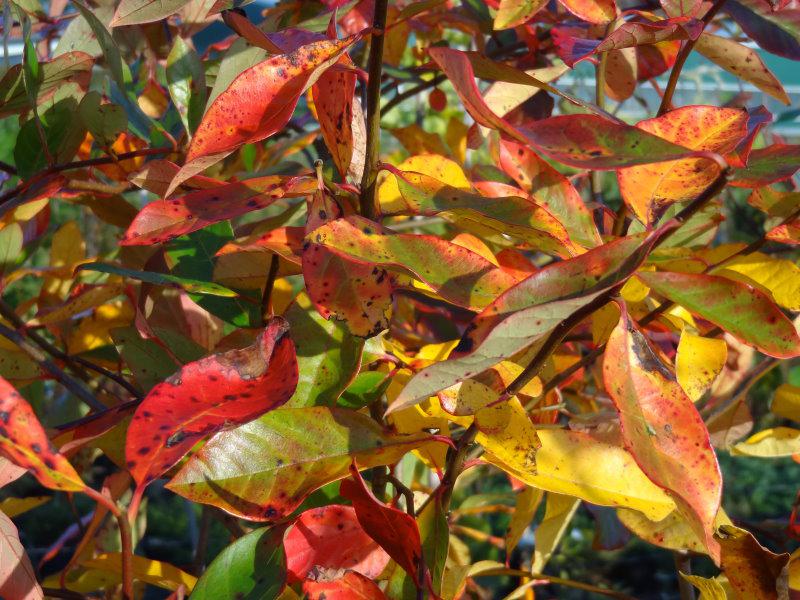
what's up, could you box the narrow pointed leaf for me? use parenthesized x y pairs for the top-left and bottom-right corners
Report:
(603, 310), (722, 561)
(309, 215), (518, 311)
(111, 0), (191, 26)
(126, 318), (298, 488)
(313, 67), (357, 178)
(284, 505), (390, 582)
(0, 377), (85, 492)
(724, 0), (800, 60)
(121, 176), (314, 246)
(341, 464), (423, 581)
(167, 407), (430, 520)
(167, 35), (360, 196)
(636, 271), (800, 358)
(78, 262), (237, 297)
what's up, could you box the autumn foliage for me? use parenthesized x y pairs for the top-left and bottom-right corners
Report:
(1, 0), (800, 597)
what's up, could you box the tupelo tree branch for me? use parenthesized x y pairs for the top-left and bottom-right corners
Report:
(359, 0), (391, 219)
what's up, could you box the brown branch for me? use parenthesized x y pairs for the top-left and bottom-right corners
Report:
(657, 0), (728, 116)
(359, 0), (390, 219)
(260, 254), (280, 325)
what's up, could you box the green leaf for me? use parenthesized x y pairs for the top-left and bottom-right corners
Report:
(190, 526), (286, 600)
(418, 489), (449, 595)
(166, 407), (431, 520)
(338, 371), (392, 410)
(284, 292), (364, 408)
(13, 98), (87, 178)
(166, 36), (206, 136)
(636, 271), (800, 359)
(79, 262), (238, 297)
(72, 1), (128, 90)
(78, 91), (127, 146)
(167, 222), (261, 327)
(0, 223), (23, 270)
(112, 0), (193, 26)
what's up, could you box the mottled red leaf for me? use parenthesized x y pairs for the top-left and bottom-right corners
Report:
(303, 187), (393, 337)
(125, 318), (298, 492)
(122, 175), (314, 246)
(313, 68), (357, 179)
(166, 34), (362, 196)
(285, 505), (390, 582)
(596, 17), (704, 52)
(302, 570), (387, 600)
(603, 309), (722, 562)
(340, 464), (423, 581)
(309, 215), (518, 310)
(497, 139), (601, 249)
(0, 377), (86, 492)
(729, 144), (800, 188)
(636, 271), (800, 359)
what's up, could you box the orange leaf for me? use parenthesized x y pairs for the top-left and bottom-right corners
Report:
(603, 308), (722, 562)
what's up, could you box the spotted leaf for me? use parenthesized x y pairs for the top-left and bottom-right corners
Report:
(603, 309), (722, 562)
(125, 318), (298, 492)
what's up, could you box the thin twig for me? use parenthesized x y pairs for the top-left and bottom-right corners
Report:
(359, 0), (390, 219)
(261, 254), (280, 325)
(0, 160), (17, 175)
(657, 0), (728, 116)
(674, 551), (696, 600)
(475, 567), (637, 600)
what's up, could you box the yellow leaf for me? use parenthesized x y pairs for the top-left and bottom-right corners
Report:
(80, 553), (197, 592)
(445, 117), (469, 165)
(680, 574), (728, 600)
(591, 301), (620, 345)
(0, 496), (49, 517)
(772, 384), (800, 422)
(789, 547), (800, 590)
(66, 301), (135, 355)
(43, 222), (86, 301)
(30, 283), (126, 326)
(732, 427), (800, 457)
(618, 507), (732, 554)
(716, 252), (800, 311)
(476, 398), (541, 475)
(484, 429), (676, 521)
(532, 493), (580, 572)
(624, 268), (655, 303)
(506, 486), (543, 558)
(677, 331), (727, 401)
(378, 154), (471, 213)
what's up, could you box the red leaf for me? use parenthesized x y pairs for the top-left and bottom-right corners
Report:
(340, 464), (423, 581)
(603, 308), (722, 562)
(125, 318), (298, 490)
(312, 67), (357, 178)
(0, 377), (86, 492)
(121, 175), (314, 246)
(285, 505), (390, 582)
(166, 34), (362, 196)
(302, 570), (387, 600)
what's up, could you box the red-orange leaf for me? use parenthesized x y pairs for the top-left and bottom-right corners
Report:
(0, 377), (86, 492)
(166, 34), (361, 196)
(302, 571), (387, 600)
(340, 464), (423, 581)
(125, 318), (298, 490)
(558, 0), (616, 24)
(121, 176), (314, 246)
(617, 106), (747, 225)
(603, 309), (722, 562)
(285, 505), (390, 582)
(312, 68), (357, 179)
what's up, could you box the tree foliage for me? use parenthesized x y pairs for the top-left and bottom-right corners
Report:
(0, 0), (799, 597)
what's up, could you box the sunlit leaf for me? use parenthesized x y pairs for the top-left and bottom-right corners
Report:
(0, 509), (42, 600)
(676, 330), (727, 402)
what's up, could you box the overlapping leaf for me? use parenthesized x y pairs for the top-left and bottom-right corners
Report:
(604, 310), (722, 561)
(637, 271), (800, 358)
(126, 318), (298, 490)
(167, 407), (430, 520)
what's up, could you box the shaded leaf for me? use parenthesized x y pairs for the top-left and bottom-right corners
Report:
(604, 310), (722, 561)
(532, 493), (580, 572)
(167, 36), (207, 136)
(121, 176), (314, 246)
(79, 262), (237, 297)
(310, 215), (518, 311)
(0, 509), (43, 600)
(724, 0), (800, 60)
(190, 526), (286, 600)
(167, 407), (430, 520)
(340, 464), (423, 582)
(716, 525), (790, 599)
(729, 144), (800, 188)
(0, 377), (86, 492)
